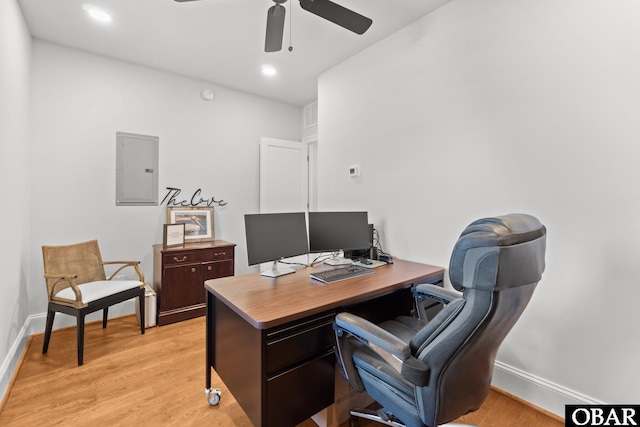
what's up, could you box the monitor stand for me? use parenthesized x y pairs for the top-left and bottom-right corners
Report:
(261, 260), (296, 278)
(324, 257), (354, 266)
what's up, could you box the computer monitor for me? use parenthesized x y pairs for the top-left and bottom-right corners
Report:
(308, 211), (370, 264)
(244, 212), (309, 277)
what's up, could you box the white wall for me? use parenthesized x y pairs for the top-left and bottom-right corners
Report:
(0, 0), (32, 398)
(28, 40), (302, 324)
(318, 0), (640, 415)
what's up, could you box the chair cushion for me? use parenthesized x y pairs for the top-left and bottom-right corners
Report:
(55, 280), (143, 304)
(377, 316), (427, 345)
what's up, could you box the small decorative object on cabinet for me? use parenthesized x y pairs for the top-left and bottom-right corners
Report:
(153, 240), (235, 326)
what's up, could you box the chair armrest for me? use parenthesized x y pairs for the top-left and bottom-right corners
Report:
(334, 312), (430, 387)
(414, 283), (462, 305)
(336, 312), (409, 360)
(103, 260), (145, 282)
(44, 273), (83, 304)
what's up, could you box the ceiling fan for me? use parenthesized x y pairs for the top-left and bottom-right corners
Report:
(174, 0), (373, 53)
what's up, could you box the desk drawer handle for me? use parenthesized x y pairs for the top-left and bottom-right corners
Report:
(207, 266), (213, 271)
(215, 252), (226, 257)
(191, 267), (197, 273)
(174, 256), (187, 262)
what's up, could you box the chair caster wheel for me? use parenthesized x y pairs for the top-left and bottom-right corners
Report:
(205, 388), (221, 405)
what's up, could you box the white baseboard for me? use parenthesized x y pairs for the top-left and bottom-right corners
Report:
(492, 360), (602, 418)
(0, 312), (45, 403)
(27, 312), (48, 336)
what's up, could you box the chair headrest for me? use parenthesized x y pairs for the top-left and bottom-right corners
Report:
(449, 214), (546, 291)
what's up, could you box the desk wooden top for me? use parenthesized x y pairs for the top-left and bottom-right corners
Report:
(205, 259), (444, 330)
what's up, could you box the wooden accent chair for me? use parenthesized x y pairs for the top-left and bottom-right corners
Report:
(42, 240), (146, 365)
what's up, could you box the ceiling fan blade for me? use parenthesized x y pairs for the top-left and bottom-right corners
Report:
(265, 4), (286, 52)
(299, 0), (372, 35)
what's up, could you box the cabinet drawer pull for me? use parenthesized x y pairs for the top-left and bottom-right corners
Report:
(207, 266), (213, 271)
(174, 256), (187, 262)
(191, 267), (197, 273)
(215, 252), (226, 256)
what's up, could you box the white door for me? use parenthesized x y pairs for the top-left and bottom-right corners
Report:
(259, 137), (308, 213)
(259, 137), (309, 270)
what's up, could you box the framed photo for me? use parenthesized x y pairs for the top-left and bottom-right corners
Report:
(166, 207), (214, 242)
(163, 223), (185, 248)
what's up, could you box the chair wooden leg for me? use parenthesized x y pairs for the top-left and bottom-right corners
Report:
(42, 306), (55, 354)
(102, 307), (108, 329)
(139, 289), (145, 334)
(77, 315), (85, 366)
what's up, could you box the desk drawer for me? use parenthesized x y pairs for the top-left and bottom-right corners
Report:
(266, 350), (335, 427)
(266, 313), (335, 375)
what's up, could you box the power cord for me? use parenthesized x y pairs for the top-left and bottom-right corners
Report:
(372, 227), (393, 264)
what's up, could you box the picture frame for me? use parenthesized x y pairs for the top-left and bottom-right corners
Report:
(166, 207), (214, 242)
(163, 223), (185, 248)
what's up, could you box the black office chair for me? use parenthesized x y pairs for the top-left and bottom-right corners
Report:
(334, 214), (546, 427)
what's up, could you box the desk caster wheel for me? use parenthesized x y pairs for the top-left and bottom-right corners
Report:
(205, 388), (221, 406)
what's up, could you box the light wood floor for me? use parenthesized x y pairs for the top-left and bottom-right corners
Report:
(0, 316), (563, 426)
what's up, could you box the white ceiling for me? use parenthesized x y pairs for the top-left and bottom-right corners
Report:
(18, 0), (451, 106)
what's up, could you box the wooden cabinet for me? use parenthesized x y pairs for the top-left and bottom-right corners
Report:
(154, 240), (235, 326)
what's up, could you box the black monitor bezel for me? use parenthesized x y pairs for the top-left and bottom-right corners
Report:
(244, 212), (309, 266)
(308, 211), (370, 254)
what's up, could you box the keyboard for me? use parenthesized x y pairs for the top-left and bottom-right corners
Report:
(310, 265), (374, 284)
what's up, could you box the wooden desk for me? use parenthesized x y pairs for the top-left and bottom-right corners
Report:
(204, 259), (444, 427)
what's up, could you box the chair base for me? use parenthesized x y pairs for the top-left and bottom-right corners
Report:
(350, 408), (405, 426)
(349, 408), (476, 427)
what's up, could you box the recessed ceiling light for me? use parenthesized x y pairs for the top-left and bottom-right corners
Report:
(262, 65), (277, 76)
(83, 4), (113, 23)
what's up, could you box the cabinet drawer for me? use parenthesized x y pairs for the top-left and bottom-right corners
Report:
(266, 313), (335, 374)
(163, 248), (232, 266)
(202, 260), (234, 281)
